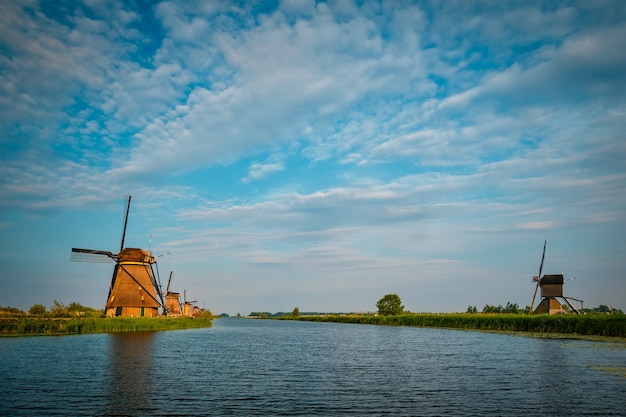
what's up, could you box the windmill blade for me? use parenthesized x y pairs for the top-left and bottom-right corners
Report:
(530, 281), (540, 313)
(70, 248), (115, 263)
(119, 195), (131, 252)
(166, 271), (173, 293)
(538, 240), (546, 278)
(529, 240), (546, 313)
(150, 262), (166, 310)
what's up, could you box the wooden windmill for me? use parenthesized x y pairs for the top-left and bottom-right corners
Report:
(183, 290), (198, 317)
(529, 241), (582, 314)
(164, 271), (183, 317)
(70, 196), (166, 317)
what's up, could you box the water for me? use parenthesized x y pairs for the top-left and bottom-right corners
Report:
(1, 319), (625, 416)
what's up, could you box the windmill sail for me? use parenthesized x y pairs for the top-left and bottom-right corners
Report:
(70, 248), (115, 263)
(109, 195), (131, 306)
(529, 240), (546, 312)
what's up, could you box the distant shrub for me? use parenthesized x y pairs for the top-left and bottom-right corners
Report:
(29, 304), (47, 316)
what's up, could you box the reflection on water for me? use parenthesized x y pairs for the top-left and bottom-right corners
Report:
(104, 332), (156, 416)
(535, 337), (570, 408)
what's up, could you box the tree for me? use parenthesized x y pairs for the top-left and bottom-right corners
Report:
(292, 307), (300, 317)
(29, 304), (47, 316)
(503, 302), (520, 314)
(50, 300), (68, 317)
(482, 304), (501, 313)
(376, 293), (404, 316)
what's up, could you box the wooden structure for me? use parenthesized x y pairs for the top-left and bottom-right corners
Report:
(103, 248), (161, 317)
(530, 241), (581, 314)
(182, 289), (199, 317)
(165, 292), (183, 316)
(164, 271), (183, 316)
(71, 196), (166, 317)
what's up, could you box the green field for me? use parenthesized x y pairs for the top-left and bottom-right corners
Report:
(291, 313), (626, 338)
(0, 316), (213, 336)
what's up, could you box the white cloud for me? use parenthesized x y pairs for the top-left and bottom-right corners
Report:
(241, 159), (286, 183)
(1, 1), (625, 313)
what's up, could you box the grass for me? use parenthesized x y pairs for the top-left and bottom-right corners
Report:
(289, 313), (626, 338)
(0, 316), (212, 336)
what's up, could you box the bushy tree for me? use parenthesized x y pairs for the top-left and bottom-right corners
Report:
(482, 304), (501, 313)
(503, 302), (520, 314)
(376, 293), (404, 316)
(67, 302), (87, 313)
(29, 304), (47, 316)
(483, 302), (521, 314)
(49, 300), (69, 317)
(1, 306), (25, 317)
(292, 307), (300, 317)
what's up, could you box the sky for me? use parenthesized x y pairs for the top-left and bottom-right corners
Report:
(1, 0), (625, 316)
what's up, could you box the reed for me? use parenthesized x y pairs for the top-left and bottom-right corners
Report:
(0, 317), (212, 336)
(293, 314), (626, 337)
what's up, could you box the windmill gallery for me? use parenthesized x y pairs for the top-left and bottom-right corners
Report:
(71, 196), (201, 318)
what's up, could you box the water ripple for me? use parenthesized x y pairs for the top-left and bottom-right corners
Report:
(1, 320), (625, 416)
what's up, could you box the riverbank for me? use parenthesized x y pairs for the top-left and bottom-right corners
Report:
(0, 316), (213, 336)
(288, 313), (626, 339)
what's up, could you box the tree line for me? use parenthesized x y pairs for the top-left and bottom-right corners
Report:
(0, 301), (102, 318)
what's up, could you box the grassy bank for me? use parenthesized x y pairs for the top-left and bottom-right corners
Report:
(291, 314), (626, 338)
(0, 316), (212, 336)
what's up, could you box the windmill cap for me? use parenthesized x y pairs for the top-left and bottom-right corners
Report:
(118, 248), (154, 263)
(540, 274), (564, 285)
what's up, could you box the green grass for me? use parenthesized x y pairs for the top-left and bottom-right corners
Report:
(0, 316), (212, 336)
(290, 313), (626, 338)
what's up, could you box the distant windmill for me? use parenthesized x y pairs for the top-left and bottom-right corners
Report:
(164, 271), (183, 317)
(529, 241), (582, 314)
(183, 290), (198, 317)
(70, 196), (166, 317)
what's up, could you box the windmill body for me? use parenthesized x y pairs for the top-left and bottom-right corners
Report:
(165, 292), (183, 316)
(105, 248), (161, 317)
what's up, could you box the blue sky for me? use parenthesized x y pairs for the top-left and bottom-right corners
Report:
(1, 0), (625, 316)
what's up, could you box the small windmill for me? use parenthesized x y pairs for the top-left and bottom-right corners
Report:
(164, 271), (183, 317)
(183, 290), (198, 317)
(70, 195), (166, 317)
(529, 240), (582, 314)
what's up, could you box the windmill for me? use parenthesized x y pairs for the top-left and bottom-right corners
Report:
(164, 271), (183, 317)
(529, 240), (582, 314)
(183, 290), (198, 317)
(70, 195), (166, 317)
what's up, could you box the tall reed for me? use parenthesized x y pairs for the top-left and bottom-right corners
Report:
(0, 317), (212, 336)
(293, 314), (626, 337)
